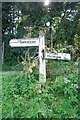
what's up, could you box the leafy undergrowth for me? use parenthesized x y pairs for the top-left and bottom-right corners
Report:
(2, 61), (79, 119)
(1, 63), (23, 71)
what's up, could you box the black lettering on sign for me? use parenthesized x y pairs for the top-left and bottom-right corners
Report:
(20, 41), (26, 43)
(53, 53), (58, 55)
(20, 41), (36, 44)
(32, 41), (36, 43)
(47, 55), (56, 58)
(47, 54), (62, 59)
(27, 41), (29, 43)
(57, 56), (61, 58)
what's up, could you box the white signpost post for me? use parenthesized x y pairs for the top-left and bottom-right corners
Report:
(9, 32), (71, 83)
(39, 33), (46, 83)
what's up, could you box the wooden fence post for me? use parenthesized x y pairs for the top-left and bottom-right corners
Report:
(39, 32), (46, 83)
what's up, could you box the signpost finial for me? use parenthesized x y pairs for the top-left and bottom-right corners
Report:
(39, 31), (44, 37)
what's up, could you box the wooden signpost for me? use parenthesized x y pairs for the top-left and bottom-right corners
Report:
(45, 52), (71, 60)
(39, 33), (46, 83)
(9, 38), (39, 47)
(9, 32), (71, 83)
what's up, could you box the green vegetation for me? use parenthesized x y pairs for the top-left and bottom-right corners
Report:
(0, 63), (24, 71)
(2, 61), (79, 119)
(2, 2), (80, 65)
(1, 64), (13, 71)
(1, 2), (79, 119)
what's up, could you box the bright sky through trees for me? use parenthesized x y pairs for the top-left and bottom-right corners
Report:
(44, 0), (50, 6)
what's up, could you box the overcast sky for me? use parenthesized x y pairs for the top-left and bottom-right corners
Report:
(1, 0), (80, 2)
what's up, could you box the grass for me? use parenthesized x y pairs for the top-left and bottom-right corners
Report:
(1, 61), (79, 119)
(0, 64), (13, 71)
(0, 63), (23, 71)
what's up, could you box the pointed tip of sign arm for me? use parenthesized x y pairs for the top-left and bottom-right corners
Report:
(66, 54), (71, 60)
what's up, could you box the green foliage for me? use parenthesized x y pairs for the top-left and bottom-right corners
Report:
(2, 64), (13, 71)
(2, 61), (79, 119)
(2, 2), (79, 118)
(2, 2), (80, 65)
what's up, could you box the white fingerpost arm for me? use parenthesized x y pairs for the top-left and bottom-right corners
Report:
(39, 32), (46, 83)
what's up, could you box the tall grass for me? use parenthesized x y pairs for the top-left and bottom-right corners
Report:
(1, 61), (79, 118)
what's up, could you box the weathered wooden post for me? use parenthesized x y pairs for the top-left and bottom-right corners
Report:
(2, 42), (4, 65)
(39, 32), (46, 83)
